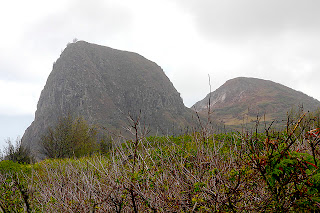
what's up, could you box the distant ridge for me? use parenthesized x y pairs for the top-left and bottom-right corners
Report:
(22, 41), (196, 157)
(192, 77), (320, 127)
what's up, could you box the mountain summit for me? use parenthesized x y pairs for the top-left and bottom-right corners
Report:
(192, 77), (320, 127)
(22, 41), (194, 156)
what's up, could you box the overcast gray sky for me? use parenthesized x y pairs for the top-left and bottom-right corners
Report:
(1, 0), (320, 149)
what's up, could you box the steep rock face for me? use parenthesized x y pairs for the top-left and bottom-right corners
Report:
(22, 41), (194, 156)
(192, 77), (320, 126)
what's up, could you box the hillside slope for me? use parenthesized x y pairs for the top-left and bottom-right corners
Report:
(192, 77), (320, 127)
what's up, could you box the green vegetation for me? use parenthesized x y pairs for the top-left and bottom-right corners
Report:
(41, 114), (110, 159)
(0, 111), (320, 212)
(2, 138), (33, 164)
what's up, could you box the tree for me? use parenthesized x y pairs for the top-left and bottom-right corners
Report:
(40, 115), (98, 159)
(3, 138), (33, 164)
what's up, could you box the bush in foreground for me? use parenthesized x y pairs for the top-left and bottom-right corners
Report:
(2, 138), (33, 164)
(40, 115), (99, 159)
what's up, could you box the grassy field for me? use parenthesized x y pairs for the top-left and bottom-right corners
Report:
(1, 110), (320, 212)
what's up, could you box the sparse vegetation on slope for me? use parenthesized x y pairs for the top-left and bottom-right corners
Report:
(193, 77), (320, 129)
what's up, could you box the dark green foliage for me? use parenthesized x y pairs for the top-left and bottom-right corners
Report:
(98, 135), (112, 155)
(40, 115), (98, 158)
(3, 138), (33, 164)
(247, 112), (320, 211)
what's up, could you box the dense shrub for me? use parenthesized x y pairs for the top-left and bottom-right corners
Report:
(40, 115), (98, 158)
(2, 138), (33, 164)
(0, 111), (319, 212)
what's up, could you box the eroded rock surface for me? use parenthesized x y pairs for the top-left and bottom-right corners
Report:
(22, 41), (195, 157)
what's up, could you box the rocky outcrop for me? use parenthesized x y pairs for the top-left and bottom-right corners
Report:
(22, 41), (195, 157)
(192, 77), (320, 126)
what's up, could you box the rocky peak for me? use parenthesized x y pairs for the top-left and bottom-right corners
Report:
(22, 41), (194, 158)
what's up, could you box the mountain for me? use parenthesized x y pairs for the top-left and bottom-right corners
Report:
(21, 41), (196, 157)
(192, 77), (320, 127)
